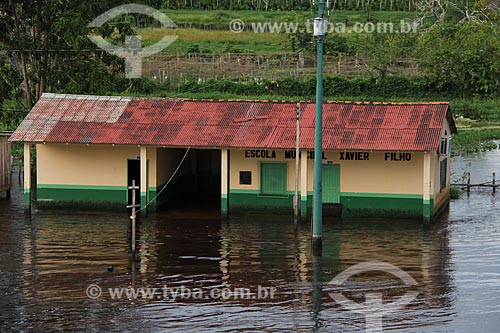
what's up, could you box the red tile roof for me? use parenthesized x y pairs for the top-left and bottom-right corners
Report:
(10, 93), (456, 151)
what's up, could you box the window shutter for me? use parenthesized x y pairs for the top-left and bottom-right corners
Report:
(440, 158), (447, 191)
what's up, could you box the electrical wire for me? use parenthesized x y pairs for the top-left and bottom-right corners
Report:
(132, 146), (190, 217)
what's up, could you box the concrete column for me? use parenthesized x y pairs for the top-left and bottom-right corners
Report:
(23, 143), (31, 214)
(221, 148), (229, 218)
(140, 146), (147, 216)
(300, 150), (308, 219)
(423, 152), (431, 223)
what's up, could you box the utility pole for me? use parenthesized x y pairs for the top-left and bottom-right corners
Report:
(294, 103), (301, 223)
(312, 1), (326, 254)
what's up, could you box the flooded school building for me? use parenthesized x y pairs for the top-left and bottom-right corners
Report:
(10, 93), (456, 221)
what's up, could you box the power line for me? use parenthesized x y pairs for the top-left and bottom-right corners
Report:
(0, 107), (29, 113)
(133, 147), (190, 217)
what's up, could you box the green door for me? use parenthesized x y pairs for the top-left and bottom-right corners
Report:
(323, 164), (340, 203)
(261, 163), (287, 195)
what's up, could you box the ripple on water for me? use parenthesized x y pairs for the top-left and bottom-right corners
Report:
(2, 153), (500, 331)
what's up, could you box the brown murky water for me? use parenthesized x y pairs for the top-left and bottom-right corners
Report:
(1, 151), (500, 332)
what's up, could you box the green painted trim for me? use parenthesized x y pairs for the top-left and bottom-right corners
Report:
(231, 189), (302, 197)
(300, 197), (308, 218)
(36, 200), (126, 212)
(221, 193), (228, 214)
(340, 193), (433, 219)
(38, 184), (124, 191)
(37, 184), (127, 203)
(24, 188), (30, 207)
(229, 189), (435, 219)
(230, 189), (260, 194)
(341, 192), (423, 199)
(229, 190), (294, 212)
(423, 196), (435, 223)
(148, 187), (157, 211)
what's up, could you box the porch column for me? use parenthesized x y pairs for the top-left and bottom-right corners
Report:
(221, 148), (229, 218)
(23, 142), (31, 214)
(423, 152), (431, 223)
(140, 146), (148, 216)
(300, 149), (308, 219)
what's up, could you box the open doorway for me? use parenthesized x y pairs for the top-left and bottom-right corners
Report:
(155, 148), (221, 211)
(193, 149), (221, 205)
(127, 159), (140, 206)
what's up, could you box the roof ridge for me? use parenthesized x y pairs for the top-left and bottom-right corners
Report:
(41, 93), (132, 101)
(128, 97), (450, 105)
(40, 94), (450, 106)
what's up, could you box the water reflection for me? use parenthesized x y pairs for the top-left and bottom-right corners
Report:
(1, 150), (500, 331)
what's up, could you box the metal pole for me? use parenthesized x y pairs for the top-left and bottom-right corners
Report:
(294, 103), (301, 221)
(313, 1), (326, 253)
(312, 253), (323, 330)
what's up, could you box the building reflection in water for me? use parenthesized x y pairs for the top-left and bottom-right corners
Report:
(17, 209), (454, 331)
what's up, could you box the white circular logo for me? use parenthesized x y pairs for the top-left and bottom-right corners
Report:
(86, 283), (102, 299)
(87, 4), (178, 78)
(328, 261), (419, 332)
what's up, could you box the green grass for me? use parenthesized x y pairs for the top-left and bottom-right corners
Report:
(450, 186), (461, 199)
(452, 129), (500, 156)
(137, 9), (419, 54)
(161, 9), (311, 26)
(160, 9), (417, 27)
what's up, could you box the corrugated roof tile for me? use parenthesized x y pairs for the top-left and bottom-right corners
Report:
(10, 94), (455, 151)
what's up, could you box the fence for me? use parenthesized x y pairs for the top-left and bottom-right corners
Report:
(452, 172), (499, 194)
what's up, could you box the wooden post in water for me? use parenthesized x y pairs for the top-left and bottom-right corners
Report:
(467, 172), (471, 194)
(127, 180), (140, 253)
(493, 172), (496, 194)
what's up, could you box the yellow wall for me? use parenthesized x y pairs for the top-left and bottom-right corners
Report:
(314, 151), (423, 195)
(37, 144), (157, 187)
(229, 150), (299, 192)
(230, 149), (425, 195)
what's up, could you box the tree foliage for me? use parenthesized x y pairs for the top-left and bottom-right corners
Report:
(415, 21), (500, 95)
(0, 0), (163, 108)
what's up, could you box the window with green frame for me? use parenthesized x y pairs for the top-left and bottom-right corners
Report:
(440, 158), (447, 191)
(260, 163), (287, 196)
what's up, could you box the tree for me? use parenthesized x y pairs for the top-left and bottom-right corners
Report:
(0, 0), (160, 108)
(415, 21), (500, 94)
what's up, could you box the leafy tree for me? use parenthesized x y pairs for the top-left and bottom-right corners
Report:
(0, 0), (162, 108)
(415, 21), (500, 95)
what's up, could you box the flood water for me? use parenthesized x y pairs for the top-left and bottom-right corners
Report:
(1, 151), (500, 332)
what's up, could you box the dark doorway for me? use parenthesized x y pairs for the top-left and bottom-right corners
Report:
(155, 148), (221, 212)
(127, 159), (140, 206)
(194, 149), (221, 199)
